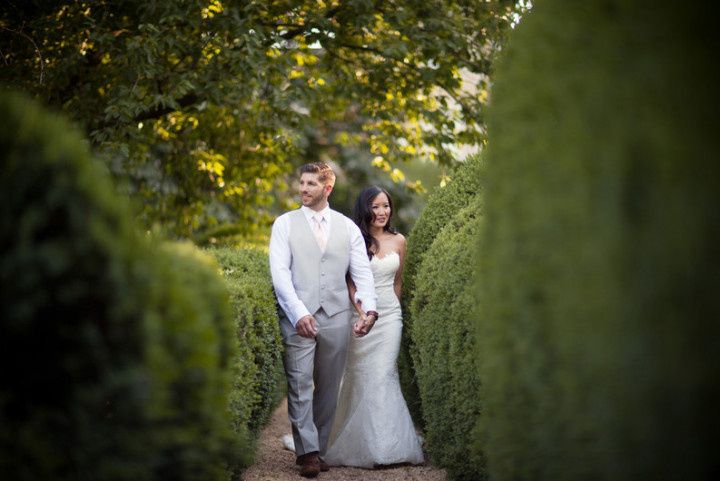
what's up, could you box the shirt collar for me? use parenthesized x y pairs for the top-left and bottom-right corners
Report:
(301, 204), (330, 221)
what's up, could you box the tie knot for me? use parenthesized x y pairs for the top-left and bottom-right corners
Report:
(314, 214), (324, 225)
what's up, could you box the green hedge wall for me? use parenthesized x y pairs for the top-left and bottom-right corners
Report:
(400, 153), (485, 423)
(0, 92), (242, 480)
(478, 2), (720, 480)
(208, 247), (285, 439)
(144, 243), (242, 479)
(410, 198), (485, 481)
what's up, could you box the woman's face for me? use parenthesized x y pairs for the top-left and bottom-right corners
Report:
(370, 192), (391, 229)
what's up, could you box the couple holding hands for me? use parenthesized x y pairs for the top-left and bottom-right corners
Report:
(269, 162), (424, 477)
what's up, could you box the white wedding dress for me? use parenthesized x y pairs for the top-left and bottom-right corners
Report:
(323, 252), (424, 468)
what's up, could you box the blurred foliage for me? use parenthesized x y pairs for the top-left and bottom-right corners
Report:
(410, 198), (485, 481)
(0, 0), (522, 238)
(147, 242), (246, 479)
(0, 91), (242, 480)
(478, 1), (720, 480)
(399, 152), (484, 424)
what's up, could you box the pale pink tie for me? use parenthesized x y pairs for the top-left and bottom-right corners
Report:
(313, 214), (327, 252)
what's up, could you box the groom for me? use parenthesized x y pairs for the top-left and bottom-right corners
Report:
(269, 162), (378, 477)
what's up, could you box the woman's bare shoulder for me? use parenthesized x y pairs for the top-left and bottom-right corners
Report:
(392, 232), (407, 250)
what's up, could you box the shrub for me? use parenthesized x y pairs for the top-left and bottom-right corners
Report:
(478, 2), (720, 480)
(0, 92), (240, 480)
(148, 243), (245, 478)
(410, 198), (485, 481)
(400, 153), (485, 423)
(208, 247), (284, 438)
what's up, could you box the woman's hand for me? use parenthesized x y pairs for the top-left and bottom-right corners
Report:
(352, 312), (377, 337)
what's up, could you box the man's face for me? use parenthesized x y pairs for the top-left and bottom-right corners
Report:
(299, 172), (331, 209)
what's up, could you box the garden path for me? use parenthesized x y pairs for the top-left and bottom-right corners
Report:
(242, 398), (448, 481)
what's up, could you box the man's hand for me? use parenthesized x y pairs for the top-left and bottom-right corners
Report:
(296, 315), (319, 338)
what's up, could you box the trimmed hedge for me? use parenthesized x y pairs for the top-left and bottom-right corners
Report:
(410, 198), (485, 481)
(144, 243), (243, 479)
(400, 153), (485, 423)
(208, 247), (285, 439)
(0, 92), (241, 480)
(478, 2), (720, 480)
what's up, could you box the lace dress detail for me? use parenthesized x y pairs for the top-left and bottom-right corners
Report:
(324, 252), (424, 467)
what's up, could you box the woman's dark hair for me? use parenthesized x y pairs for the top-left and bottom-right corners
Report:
(352, 186), (398, 259)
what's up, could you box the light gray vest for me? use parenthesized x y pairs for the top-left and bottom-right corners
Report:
(288, 209), (352, 317)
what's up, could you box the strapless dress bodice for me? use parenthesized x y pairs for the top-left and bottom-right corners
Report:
(370, 252), (401, 315)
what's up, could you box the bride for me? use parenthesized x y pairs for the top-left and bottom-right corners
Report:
(322, 186), (424, 468)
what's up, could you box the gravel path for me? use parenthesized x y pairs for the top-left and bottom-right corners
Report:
(242, 398), (449, 481)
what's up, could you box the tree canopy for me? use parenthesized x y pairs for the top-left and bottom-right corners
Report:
(1, 0), (520, 238)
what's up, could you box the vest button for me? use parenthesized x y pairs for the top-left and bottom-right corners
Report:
(321, 258), (326, 262)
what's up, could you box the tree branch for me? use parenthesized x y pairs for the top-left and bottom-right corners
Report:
(1, 25), (44, 83)
(134, 92), (200, 122)
(278, 6), (343, 40)
(96, 92), (200, 130)
(97, 36), (248, 130)
(332, 41), (472, 113)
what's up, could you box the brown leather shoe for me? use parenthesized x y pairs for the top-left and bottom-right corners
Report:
(297, 453), (321, 478)
(318, 457), (329, 472)
(295, 452), (318, 465)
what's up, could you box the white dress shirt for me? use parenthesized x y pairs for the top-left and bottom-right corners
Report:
(269, 205), (378, 326)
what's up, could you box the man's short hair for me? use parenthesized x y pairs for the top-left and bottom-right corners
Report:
(300, 162), (336, 187)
